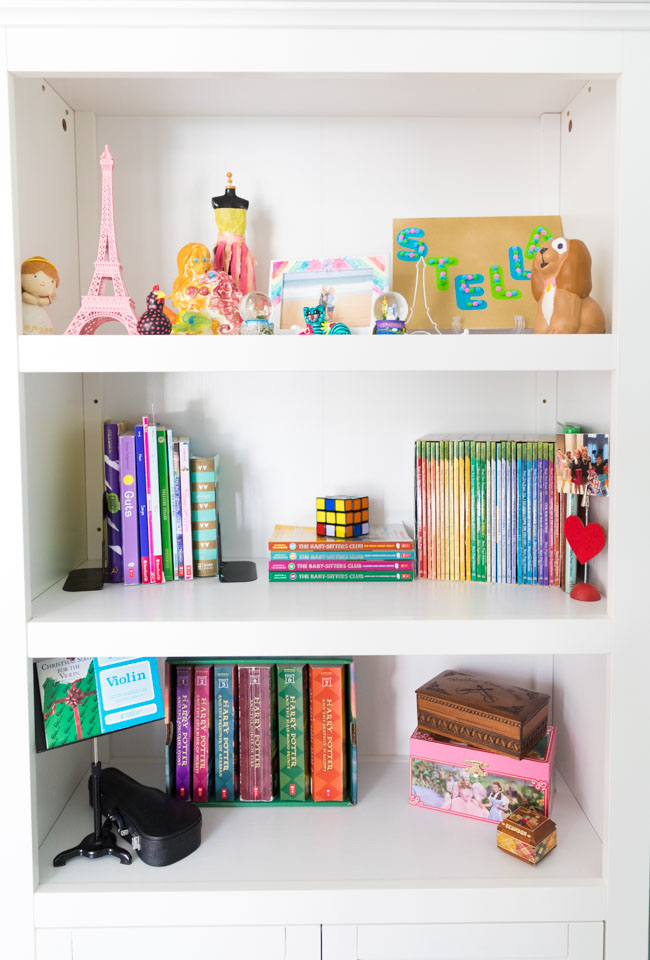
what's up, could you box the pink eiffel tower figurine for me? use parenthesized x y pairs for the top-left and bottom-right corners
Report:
(65, 145), (139, 335)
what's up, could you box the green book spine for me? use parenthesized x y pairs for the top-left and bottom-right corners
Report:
(269, 571), (413, 582)
(157, 428), (174, 582)
(434, 441), (441, 581)
(277, 664), (310, 800)
(480, 441), (487, 582)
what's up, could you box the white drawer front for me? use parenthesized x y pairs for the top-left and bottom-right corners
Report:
(68, 925), (311, 960)
(324, 922), (603, 960)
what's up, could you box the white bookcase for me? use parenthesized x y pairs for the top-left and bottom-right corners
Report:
(2, 5), (648, 960)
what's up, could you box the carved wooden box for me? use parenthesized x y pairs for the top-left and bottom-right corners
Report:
(415, 669), (550, 759)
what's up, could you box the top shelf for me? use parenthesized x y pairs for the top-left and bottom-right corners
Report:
(18, 334), (618, 374)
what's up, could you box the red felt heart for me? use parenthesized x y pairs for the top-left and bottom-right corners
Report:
(564, 516), (606, 564)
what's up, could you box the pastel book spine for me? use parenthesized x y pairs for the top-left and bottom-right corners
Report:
(511, 441), (517, 584)
(422, 440), (429, 579)
(103, 421), (123, 582)
(166, 430), (179, 580)
(506, 441), (512, 584)
(278, 663), (310, 801)
(415, 440), (423, 576)
(470, 441), (477, 581)
(118, 432), (140, 585)
(490, 441), (497, 583)
(453, 441), (460, 581)
(542, 443), (550, 587)
(213, 664), (238, 801)
(516, 443), (523, 583)
(464, 442), (471, 580)
(134, 426), (150, 584)
(310, 664), (346, 802)
(172, 440), (185, 579)
(565, 493), (578, 593)
(269, 571), (413, 582)
(525, 441), (533, 585)
(479, 442), (487, 582)
(434, 442), (441, 581)
(537, 442), (544, 585)
(427, 441), (434, 580)
(495, 441), (502, 583)
(269, 560), (413, 572)
(179, 438), (194, 580)
(146, 422), (163, 583)
(458, 441), (465, 581)
(192, 666), (212, 802)
(191, 455), (219, 577)
(238, 665), (278, 802)
(175, 666), (193, 800)
(142, 417), (155, 581)
(157, 428), (174, 582)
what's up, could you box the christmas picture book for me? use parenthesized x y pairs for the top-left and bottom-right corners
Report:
(34, 657), (164, 751)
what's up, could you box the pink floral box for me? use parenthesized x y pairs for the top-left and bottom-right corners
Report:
(409, 725), (556, 825)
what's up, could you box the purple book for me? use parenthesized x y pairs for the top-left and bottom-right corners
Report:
(175, 666), (193, 800)
(543, 444), (550, 586)
(104, 420), (124, 582)
(118, 433), (140, 585)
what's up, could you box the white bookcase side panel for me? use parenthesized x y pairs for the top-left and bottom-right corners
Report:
(24, 373), (87, 600)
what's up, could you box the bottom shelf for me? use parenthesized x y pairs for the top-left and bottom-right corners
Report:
(35, 758), (604, 928)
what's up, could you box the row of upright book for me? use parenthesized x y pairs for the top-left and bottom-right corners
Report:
(166, 659), (357, 804)
(267, 524), (415, 582)
(104, 418), (220, 584)
(414, 436), (583, 591)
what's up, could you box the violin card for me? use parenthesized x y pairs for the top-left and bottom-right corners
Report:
(392, 216), (564, 330)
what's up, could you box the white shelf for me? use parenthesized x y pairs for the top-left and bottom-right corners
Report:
(28, 571), (611, 657)
(35, 758), (604, 928)
(18, 334), (618, 374)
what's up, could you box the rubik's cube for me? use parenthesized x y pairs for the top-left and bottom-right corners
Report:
(316, 496), (369, 538)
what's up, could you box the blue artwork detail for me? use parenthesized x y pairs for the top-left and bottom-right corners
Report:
(455, 274), (487, 310)
(509, 246), (531, 281)
(396, 227), (428, 262)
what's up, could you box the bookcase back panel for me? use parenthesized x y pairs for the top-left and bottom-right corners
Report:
(89, 370), (563, 561)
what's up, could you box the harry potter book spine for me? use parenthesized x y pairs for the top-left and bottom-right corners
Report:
(309, 664), (347, 802)
(277, 664), (310, 801)
(192, 666), (212, 802)
(213, 664), (238, 801)
(175, 666), (193, 800)
(238, 665), (277, 801)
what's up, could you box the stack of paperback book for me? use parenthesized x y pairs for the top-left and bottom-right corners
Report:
(166, 658), (357, 804)
(415, 436), (565, 586)
(267, 524), (415, 581)
(104, 418), (220, 585)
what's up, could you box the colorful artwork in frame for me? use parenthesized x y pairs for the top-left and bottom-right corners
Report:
(269, 257), (387, 332)
(392, 216), (564, 331)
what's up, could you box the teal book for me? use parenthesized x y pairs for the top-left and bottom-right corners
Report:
(156, 427), (174, 582)
(213, 664), (238, 801)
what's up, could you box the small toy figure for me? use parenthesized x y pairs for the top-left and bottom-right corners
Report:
(171, 243), (212, 315)
(531, 237), (605, 334)
(137, 286), (172, 335)
(211, 172), (256, 296)
(301, 303), (350, 335)
(170, 311), (214, 336)
(21, 256), (59, 334)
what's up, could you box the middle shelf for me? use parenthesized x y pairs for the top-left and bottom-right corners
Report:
(28, 570), (611, 656)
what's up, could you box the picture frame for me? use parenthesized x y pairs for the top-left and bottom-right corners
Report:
(269, 256), (388, 333)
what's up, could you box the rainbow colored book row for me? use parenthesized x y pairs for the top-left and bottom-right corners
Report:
(415, 436), (571, 587)
(104, 418), (220, 585)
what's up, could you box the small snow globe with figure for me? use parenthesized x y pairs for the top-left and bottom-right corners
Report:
(239, 291), (274, 335)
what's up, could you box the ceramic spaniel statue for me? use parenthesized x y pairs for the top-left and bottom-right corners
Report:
(531, 237), (605, 334)
(21, 256), (59, 334)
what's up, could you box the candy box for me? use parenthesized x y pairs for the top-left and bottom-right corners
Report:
(415, 669), (550, 759)
(409, 725), (556, 823)
(497, 806), (557, 865)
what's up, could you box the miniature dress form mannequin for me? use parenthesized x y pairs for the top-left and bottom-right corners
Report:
(211, 172), (256, 296)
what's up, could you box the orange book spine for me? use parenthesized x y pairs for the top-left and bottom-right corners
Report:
(309, 665), (346, 802)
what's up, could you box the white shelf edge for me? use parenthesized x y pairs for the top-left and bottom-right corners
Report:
(34, 761), (605, 928)
(27, 573), (612, 657)
(18, 334), (618, 374)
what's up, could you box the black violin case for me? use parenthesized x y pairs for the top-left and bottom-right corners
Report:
(90, 766), (202, 866)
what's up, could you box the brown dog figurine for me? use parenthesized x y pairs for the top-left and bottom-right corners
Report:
(531, 238), (605, 334)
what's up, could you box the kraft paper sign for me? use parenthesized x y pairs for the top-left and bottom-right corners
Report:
(392, 216), (564, 330)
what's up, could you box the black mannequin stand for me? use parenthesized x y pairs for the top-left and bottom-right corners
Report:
(53, 738), (132, 867)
